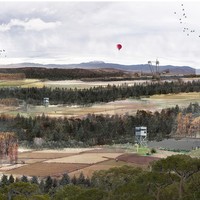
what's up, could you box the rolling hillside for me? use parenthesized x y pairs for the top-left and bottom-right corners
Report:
(0, 61), (196, 75)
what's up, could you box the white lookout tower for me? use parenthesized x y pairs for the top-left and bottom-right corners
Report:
(135, 126), (148, 146)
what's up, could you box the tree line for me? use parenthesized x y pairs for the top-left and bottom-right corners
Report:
(0, 154), (200, 200)
(4, 106), (179, 146)
(0, 102), (199, 147)
(0, 80), (200, 105)
(0, 67), (125, 80)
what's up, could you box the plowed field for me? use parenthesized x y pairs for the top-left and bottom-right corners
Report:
(117, 153), (160, 165)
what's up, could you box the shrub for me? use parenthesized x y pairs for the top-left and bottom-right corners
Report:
(151, 148), (157, 154)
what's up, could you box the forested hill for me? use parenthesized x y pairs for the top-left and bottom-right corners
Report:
(0, 61), (196, 75)
(0, 67), (126, 80)
(1, 80), (200, 105)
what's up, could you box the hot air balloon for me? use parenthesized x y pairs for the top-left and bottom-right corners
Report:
(116, 44), (122, 50)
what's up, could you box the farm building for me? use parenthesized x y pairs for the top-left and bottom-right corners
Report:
(43, 97), (49, 107)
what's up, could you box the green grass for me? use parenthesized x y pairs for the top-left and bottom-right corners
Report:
(137, 146), (150, 155)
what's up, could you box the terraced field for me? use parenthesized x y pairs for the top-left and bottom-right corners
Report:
(0, 147), (139, 178)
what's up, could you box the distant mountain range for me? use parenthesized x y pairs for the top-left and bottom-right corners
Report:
(0, 61), (197, 75)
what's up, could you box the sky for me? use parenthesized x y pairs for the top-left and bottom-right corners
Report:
(1, 1), (200, 68)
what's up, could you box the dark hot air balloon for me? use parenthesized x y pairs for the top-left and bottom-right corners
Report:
(116, 44), (122, 50)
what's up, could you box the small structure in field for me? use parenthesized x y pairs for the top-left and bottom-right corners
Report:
(43, 97), (49, 107)
(135, 126), (148, 146)
(0, 132), (18, 164)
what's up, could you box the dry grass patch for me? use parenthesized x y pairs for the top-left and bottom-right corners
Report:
(44, 80), (151, 90)
(0, 164), (26, 171)
(45, 153), (124, 164)
(83, 148), (126, 153)
(6, 92), (200, 118)
(152, 150), (182, 159)
(18, 159), (47, 164)
(188, 148), (200, 157)
(36, 148), (97, 153)
(0, 79), (45, 88)
(69, 159), (143, 178)
(150, 92), (200, 100)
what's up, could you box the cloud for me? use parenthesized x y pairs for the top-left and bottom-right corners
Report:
(0, 18), (61, 32)
(0, 1), (200, 68)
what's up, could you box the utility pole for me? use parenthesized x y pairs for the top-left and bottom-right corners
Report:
(148, 59), (160, 80)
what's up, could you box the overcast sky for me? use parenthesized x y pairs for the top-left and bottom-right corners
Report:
(1, 1), (200, 68)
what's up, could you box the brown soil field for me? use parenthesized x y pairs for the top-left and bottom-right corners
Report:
(0, 148), (177, 178)
(7, 162), (90, 178)
(117, 153), (160, 165)
(18, 152), (76, 159)
(69, 159), (147, 178)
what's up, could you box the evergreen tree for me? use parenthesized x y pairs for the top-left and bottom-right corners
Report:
(44, 176), (53, 193)
(77, 172), (85, 185)
(31, 176), (39, 185)
(1, 174), (8, 186)
(71, 175), (77, 185)
(84, 176), (91, 187)
(15, 177), (20, 182)
(39, 179), (45, 193)
(21, 175), (28, 183)
(8, 174), (15, 184)
(152, 154), (200, 200)
(59, 173), (71, 186)
(52, 178), (58, 188)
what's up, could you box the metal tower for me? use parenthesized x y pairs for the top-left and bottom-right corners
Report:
(135, 126), (148, 146)
(148, 59), (160, 80)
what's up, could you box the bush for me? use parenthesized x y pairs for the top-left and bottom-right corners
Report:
(150, 148), (157, 154)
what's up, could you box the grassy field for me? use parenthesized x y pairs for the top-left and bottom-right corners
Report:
(143, 92), (200, 111)
(0, 77), (200, 89)
(0, 79), (150, 89)
(44, 79), (152, 89)
(0, 79), (45, 88)
(2, 92), (200, 118)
